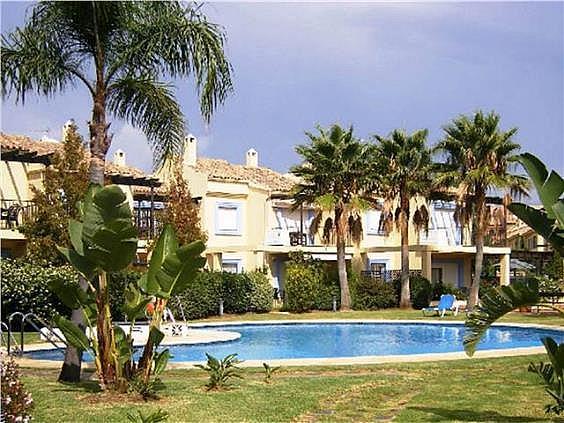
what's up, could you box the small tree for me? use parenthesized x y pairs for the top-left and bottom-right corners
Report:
(161, 159), (207, 245)
(20, 121), (89, 263)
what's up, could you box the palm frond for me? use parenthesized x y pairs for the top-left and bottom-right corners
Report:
(463, 279), (540, 356)
(108, 76), (185, 167)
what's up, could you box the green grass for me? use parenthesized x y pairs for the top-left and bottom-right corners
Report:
(21, 355), (564, 422)
(197, 308), (564, 327)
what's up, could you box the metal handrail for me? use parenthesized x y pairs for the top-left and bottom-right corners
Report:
(7, 312), (67, 355)
(0, 321), (20, 354)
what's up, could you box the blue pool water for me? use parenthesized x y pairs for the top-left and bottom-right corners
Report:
(26, 322), (564, 362)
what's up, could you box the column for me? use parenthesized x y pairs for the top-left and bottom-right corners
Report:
(421, 249), (432, 281)
(499, 253), (510, 286)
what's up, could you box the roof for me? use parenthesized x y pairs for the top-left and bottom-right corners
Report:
(194, 157), (296, 192)
(1, 132), (159, 186)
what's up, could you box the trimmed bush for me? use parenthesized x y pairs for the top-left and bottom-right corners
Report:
(314, 263), (341, 310)
(169, 271), (272, 319)
(246, 271), (274, 313)
(170, 272), (223, 320)
(1, 259), (76, 325)
(431, 281), (467, 301)
(352, 275), (397, 310)
(393, 275), (433, 309)
(284, 262), (319, 312)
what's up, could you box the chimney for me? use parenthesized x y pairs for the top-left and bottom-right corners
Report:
(62, 119), (75, 140)
(113, 149), (126, 166)
(246, 148), (258, 167)
(183, 134), (197, 167)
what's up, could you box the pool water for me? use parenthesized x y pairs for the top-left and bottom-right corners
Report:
(26, 322), (564, 362)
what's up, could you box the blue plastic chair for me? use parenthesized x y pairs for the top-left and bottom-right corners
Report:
(422, 294), (456, 317)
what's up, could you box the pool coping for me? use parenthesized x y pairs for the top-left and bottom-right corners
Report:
(12, 319), (564, 369)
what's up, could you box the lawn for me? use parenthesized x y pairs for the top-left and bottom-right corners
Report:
(21, 355), (563, 422)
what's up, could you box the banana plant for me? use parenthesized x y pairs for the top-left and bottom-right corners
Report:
(55, 184), (138, 390)
(135, 224), (206, 382)
(508, 153), (564, 255)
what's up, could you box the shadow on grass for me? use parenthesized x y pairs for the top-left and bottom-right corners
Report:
(54, 379), (101, 394)
(407, 406), (552, 422)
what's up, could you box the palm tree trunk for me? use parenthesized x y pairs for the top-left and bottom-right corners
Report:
(59, 73), (114, 383)
(335, 207), (351, 311)
(468, 194), (486, 310)
(399, 194), (411, 309)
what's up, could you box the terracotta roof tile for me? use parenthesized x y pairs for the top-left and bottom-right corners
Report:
(195, 158), (296, 192)
(1, 132), (152, 181)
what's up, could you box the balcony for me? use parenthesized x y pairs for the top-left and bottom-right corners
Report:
(0, 198), (163, 240)
(0, 199), (37, 230)
(360, 269), (422, 282)
(266, 229), (310, 246)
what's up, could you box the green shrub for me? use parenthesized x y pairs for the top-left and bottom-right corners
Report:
(1, 258), (76, 325)
(169, 271), (272, 319)
(431, 281), (467, 301)
(352, 275), (397, 310)
(246, 271), (273, 313)
(393, 275), (433, 309)
(314, 263), (340, 310)
(222, 272), (252, 314)
(170, 272), (223, 320)
(284, 262), (319, 312)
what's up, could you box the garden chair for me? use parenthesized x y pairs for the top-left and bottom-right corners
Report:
(422, 294), (457, 317)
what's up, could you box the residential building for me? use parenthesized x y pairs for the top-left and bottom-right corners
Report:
(0, 130), (512, 294)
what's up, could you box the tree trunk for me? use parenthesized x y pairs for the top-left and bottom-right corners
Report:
(59, 63), (113, 383)
(95, 272), (118, 389)
(468, 193), (486, 311)
(399, 193), (411, 309)
(335, 207), (351, 311)
(58, 277), (87, 383)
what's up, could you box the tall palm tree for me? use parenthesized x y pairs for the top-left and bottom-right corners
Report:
(291, 124), (376, 310)
(1, 1), (232, 382)
(372, 129), (434, 309)
(436, 111), (528, 310)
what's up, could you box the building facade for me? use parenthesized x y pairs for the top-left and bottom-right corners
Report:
(1, 131), (512, 294)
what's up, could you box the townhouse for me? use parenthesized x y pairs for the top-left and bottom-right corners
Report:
(1, 129), (513, 294)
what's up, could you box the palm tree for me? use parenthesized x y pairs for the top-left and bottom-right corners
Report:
(435, 111), (528, 310)
(372, 129), (434, 309)
(1, 1), (232, 382)
(291, 124), (376, 310)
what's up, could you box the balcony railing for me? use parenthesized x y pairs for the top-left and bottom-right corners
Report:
(266, 229), (311, 246)
(360, 270), (422, 282)
(0, 198), (163, 240)
(0, 199), (37, 230)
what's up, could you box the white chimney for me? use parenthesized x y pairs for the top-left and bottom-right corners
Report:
(246, 148), (258, 167)
(113, 149), (126, 166)
(62, 119), (75, 140)
(183, 134), (197, 167)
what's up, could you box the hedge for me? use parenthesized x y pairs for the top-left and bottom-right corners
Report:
(1, 259), (76, 325)
(393, 275), (433, 309)
(352, 275), (397, 310)
(169, 271), (273, 320)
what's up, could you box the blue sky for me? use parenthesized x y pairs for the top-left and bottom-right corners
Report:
(1, 2), (563, 176)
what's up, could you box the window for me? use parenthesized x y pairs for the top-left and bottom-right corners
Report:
(370, 262), (387, 273)
(431, 268), (443, 284)
(222, 259), (241, 273)
(215, 202), (241, 235)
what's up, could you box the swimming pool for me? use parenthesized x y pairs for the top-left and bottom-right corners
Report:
(24, 321), (564, 363)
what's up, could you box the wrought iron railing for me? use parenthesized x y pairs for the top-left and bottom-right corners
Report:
(360, 270), (423, 282)
(0, 199), (37, 230)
